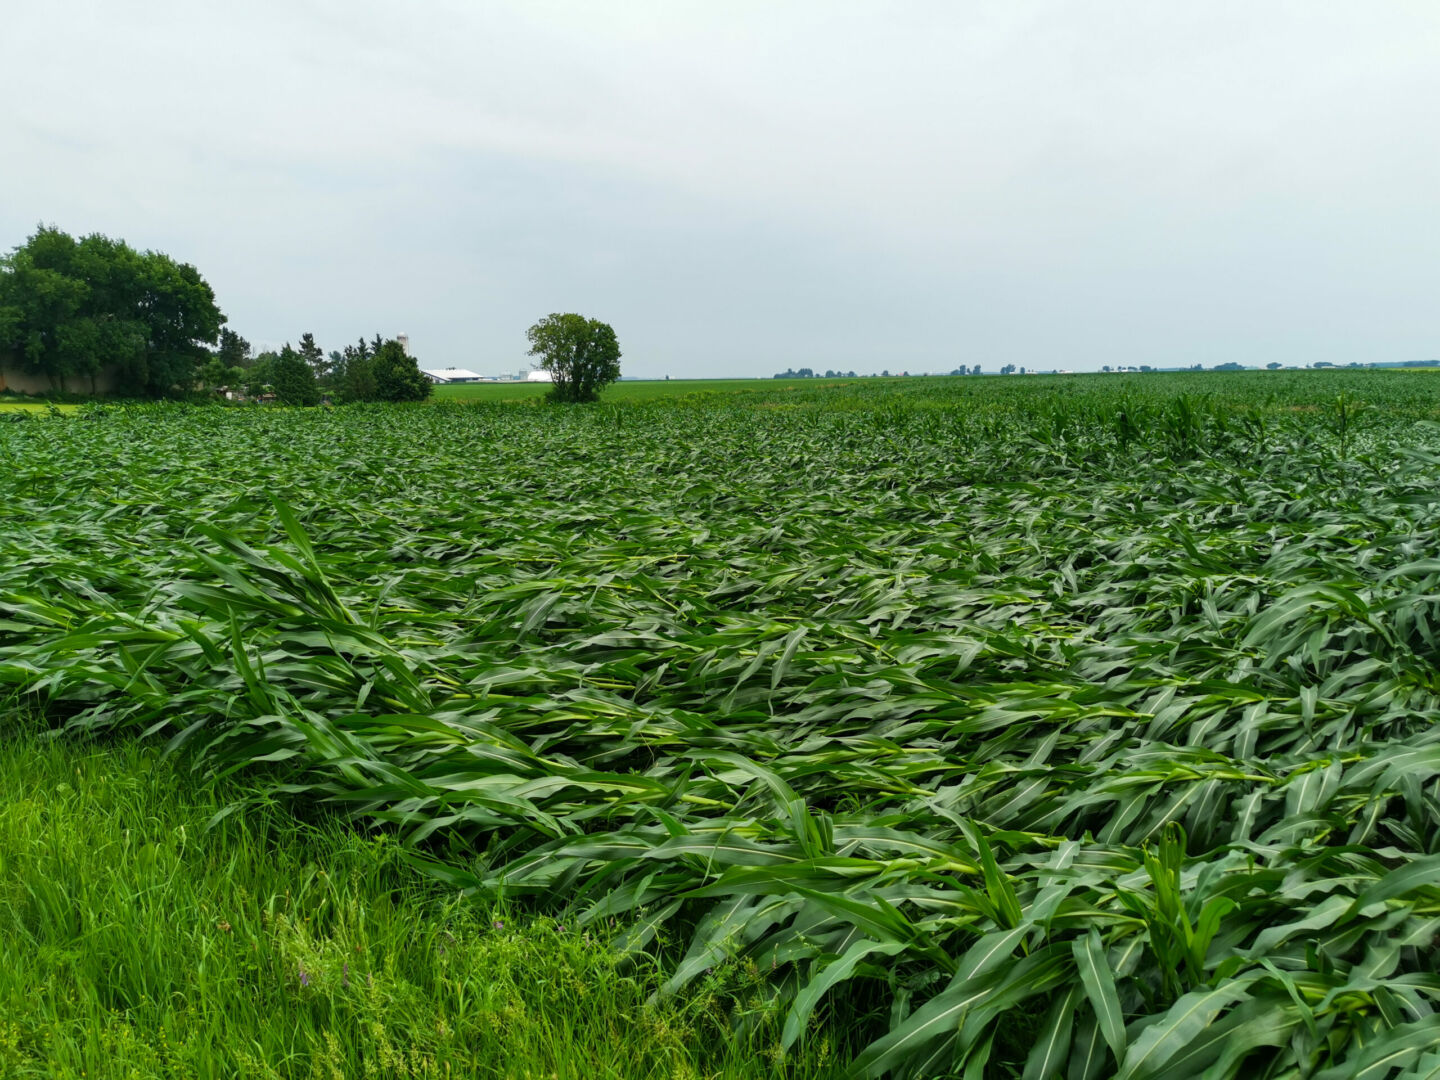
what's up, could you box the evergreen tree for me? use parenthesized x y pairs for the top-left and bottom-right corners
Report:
(216, 328), (252, 369)
(298, 332), (329, 382)
(334, 342), (376, 402)
(271, 344), (320, 406)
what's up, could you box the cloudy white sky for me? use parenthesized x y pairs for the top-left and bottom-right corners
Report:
(4, 2), (1438, 376)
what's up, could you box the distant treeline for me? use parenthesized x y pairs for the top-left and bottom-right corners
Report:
(772, 366), (984, 378)
(203, 331), (430, 406)
(774, 361), (1440, 379)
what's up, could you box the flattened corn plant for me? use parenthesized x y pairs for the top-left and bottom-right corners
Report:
(5, 372), (1440, 1077)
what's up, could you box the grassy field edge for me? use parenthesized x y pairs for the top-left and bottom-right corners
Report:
(0, 723), (846, 1079)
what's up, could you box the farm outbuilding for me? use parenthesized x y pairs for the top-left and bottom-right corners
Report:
(421, 368), (487, 384)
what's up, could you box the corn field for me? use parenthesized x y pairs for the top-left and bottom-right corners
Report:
(4, 372), (1440, 1077)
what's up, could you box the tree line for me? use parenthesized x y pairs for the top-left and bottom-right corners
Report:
(772, 367), (860, 379)
(200, 330), (430, 405)
(773, 366), (989, 379)
(0, 225), (429, 403)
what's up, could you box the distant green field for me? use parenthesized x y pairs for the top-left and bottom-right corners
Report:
(432, 367), (1440, 411)
(432, 376), (860, 402)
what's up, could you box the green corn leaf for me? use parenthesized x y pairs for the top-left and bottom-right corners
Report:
(782, 939), (907, 1048)
(1116, 977), (1257, 1080)
(1023, 987), (1081, 1080)
(1313, 1020), (1440, 1080)
(847, 966), (1005, 1079)
(1072, 930), (1125, 1065)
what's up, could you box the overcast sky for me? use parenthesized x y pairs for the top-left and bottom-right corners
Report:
(4, 2), (1438, 376)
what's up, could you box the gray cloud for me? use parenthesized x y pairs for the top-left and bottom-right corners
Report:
(4, 1), (1437, 375)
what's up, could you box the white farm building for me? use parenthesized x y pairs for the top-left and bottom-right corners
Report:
(421, 368), (487, 384)
(416, 367), (555, 384)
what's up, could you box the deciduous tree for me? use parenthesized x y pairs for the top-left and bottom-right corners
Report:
(371, 339), (431, 402)
(0, 225), (224, 396)
(196, 356), (244, 391)
(245, 351), (277, 396)
(525, 313), (621, 403)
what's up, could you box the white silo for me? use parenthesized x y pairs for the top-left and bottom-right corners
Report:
(397, 333), (409, 354)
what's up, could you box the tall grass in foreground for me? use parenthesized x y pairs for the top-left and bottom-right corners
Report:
(0, 724), (845, 1078)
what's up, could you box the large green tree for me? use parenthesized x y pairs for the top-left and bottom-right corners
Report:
(0, 225), (224, 396)
(525, 313), (621, 403)
(371, 339), (431, 402)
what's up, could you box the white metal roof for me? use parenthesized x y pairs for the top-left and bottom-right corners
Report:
(421, 368), (486, 382)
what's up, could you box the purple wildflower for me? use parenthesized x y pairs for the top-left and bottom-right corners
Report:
(299, 967), (310, 988)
